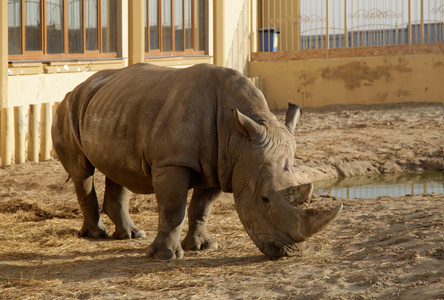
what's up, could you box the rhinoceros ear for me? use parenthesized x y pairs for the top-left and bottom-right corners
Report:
(233, 109), (265, 142)
(285, 103), (302, 134)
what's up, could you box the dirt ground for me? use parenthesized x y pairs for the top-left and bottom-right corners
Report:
(1, 102), (443, 299)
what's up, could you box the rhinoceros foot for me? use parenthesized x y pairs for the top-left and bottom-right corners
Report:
(147, 237), (184, 260)
(112, 228), (146, 240)
(181, 232), (219, 251)
(79, 222), (108, 239)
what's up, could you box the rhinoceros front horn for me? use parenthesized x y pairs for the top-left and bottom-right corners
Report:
(295, 203), (343, 242)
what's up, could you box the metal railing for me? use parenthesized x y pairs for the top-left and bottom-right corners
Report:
(258, 0), (444, 52)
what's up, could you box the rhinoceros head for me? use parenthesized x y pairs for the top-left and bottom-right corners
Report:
(231, 103), (342, 258)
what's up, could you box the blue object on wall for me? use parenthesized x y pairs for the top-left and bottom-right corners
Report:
(258, 28), (280, 52)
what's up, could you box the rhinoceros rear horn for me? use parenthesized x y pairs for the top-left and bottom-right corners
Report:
(285, 183), (314, 206)
(285, 103), (302, 134)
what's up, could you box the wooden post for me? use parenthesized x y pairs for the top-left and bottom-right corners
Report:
(213, 0), (225, 66)
(40, 102), (52, 161)
(128, 0), (145, 65)
(29, 104), (40, 163)
(14, 106), (26, 164)
(52, 102), (60, 158)
(249, 0), (258, 57)
(1, 107), (13, 167)
(0, 0), (8, 109)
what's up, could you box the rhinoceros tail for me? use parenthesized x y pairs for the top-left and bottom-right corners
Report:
(64, 174), (71, 184)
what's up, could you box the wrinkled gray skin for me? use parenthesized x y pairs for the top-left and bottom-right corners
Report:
(52, 63), (342, 260)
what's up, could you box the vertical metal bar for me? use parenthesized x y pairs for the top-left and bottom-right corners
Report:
(344, 0), (348, 47)
(83, 0), (86, 53)
(172, 0), (175, 53)
(21, 0), (25, 54)
(42, 0), (47, 54)
(326, 0), (329, 56)
(266, 0), (270, 51)
(64, 0), (68, 55)
(350, 0), (353, 47)
(262, 0), (265, 52)
(420, 0), (425, 43)
(291, 0), (294, 51)
(273, 0), (276, 51)
(183, 0), (186, 52)
(368, 0), (371, 47)
(192, 0), (195, 51)
(381, 0), (384, 46)
(98, 0), (103, 52)
(356, 0), (360, 47)
(408, 0), (412, 50)
(285, 0), (288, 51)
(147, 0), (151, 52)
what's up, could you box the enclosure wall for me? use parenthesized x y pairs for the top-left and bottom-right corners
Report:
(249, 52), (444, 109)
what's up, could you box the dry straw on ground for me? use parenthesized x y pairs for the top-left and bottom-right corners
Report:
(1, 102), (443, 299)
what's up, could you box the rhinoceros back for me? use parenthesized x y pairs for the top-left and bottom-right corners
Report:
(55, 63), (269, 193)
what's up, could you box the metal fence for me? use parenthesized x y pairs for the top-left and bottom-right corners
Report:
(259, 0), (444, 52)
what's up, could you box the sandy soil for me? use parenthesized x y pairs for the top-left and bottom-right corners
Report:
(1, 102), (443, 299)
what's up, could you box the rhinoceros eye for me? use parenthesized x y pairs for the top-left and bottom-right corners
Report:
(262, 196), (269, 203)
(284, 158), (291, 172)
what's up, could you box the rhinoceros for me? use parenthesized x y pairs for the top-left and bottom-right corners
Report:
(52, 63), (342, 260)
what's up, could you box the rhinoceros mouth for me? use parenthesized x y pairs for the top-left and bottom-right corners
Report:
(260, 240), (304, 259)
(255, 231), (304, 259)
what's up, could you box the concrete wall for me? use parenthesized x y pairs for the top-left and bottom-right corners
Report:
(224, 0), (251, 75)
(8, 67), (111, 107)
(249, 52), (444, 109)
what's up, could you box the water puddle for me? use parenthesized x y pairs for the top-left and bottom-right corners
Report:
(314, 171), (444, 199)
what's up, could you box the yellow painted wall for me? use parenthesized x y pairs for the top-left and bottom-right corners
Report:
(8, 72), (96, 107)
(249, 53), (444, 109)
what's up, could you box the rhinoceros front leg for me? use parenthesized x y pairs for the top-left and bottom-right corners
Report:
(182, 187), (221, 251)
(147, 166), (191, 260)
(102, 177), (146, 239)
(72, 175), (108, 239)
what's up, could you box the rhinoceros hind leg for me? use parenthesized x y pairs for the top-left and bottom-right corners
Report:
(102, 177), (146, 239)
(72, 175), (108, 239)
(147, 166), (191, 260)
(182, 187), (221, 251)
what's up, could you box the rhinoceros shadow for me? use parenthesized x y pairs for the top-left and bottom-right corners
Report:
(1, 247), (269, 283)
